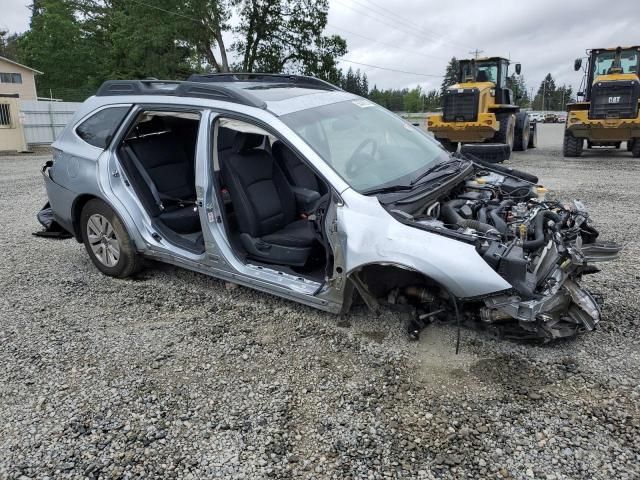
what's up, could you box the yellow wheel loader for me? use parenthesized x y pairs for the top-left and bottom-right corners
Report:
(427, 57), (536, 163)
(565, 46), (640, 157)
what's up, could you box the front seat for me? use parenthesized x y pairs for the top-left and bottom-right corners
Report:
(476, 70), (489, 82)
(272, 140), (320, 192)
(222, 133), (316, 266)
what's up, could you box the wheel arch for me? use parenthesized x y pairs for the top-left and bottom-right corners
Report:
(71, 194), (102, 242)
(342, 262), (450, 314)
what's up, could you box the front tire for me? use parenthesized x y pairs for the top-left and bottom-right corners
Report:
(513, 112), (530, 152)
(632, 138), (640, 158)
(563, 131), (583, 157)
(81, 199), (142, 278)
(494, 113), (515, 158)
(438, 138), (459, 153)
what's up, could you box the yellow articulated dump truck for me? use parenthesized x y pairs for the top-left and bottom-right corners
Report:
(427, 57), (536, 163)
(564, 46), (640, 157)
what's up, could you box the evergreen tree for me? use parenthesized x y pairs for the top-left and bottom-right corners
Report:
(440, 57), (459, 95)
(0, 32), (23, 62)
(508, 73), (530, 108)
(360, 72), (369, 97)
(532, 73), (556, 110)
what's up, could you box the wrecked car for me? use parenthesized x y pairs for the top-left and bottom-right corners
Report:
(39, 74), (621, 341)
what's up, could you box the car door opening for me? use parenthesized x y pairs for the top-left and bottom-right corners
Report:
(215, 119), (330, 281)
(117, 110), (204, 253)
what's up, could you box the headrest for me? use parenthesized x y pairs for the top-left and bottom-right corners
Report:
(232, 132), (264, 153)
(218, 127), (237, 151)
(272, 140), (292, 156)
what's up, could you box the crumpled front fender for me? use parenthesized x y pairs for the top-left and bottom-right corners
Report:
(338, 190), (511, 298)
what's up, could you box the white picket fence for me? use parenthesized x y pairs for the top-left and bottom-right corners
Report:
(19, 100), (81, 145)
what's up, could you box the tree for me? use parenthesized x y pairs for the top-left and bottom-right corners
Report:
(0, 32), (24, 62)
(403, 86), (422, 113)
(508, 73), (530, 108)
(15, 0), (348, 101)
(532, 73), (556, 110)
(20, 0), (96, 100)
(360, 72), (369, 97)
(440, 57), (459, 95)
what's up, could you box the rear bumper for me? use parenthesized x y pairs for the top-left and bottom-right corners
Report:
(427, 113), (499, 142)
(41, 160), (76, 234)
(566, 110), (640, 141)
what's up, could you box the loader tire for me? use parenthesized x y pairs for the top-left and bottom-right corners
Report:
(513, 112), (530, 152)
(563, 130), (583, 157)
(460, 143), (510, 164)
(528, 122), (537, 149)
(631, 138), (640, 158)
(438, 138), (459, 153)
(494, 113), (515, 156)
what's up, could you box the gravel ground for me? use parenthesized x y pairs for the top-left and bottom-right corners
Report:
(0, 123), (638, 479)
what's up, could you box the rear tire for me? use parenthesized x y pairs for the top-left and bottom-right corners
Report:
(513, 112), (530, 152)
(563, 131), (583, 157)
(81, 199), (142, 278)
(627, 140), (634, 152)
(528, 122), (537, 149)
(438, 138), (459, 153)
(632, 138), (640, 158)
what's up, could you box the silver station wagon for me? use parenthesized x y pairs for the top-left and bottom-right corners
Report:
(39, 74), (620, 341)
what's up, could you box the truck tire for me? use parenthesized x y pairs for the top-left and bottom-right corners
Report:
(81, 198), (143, 278)
(632, 139), (640, 158)
(493, 113), (515, 156)
(460, 143), (511, 164)
(438, 138), (459, 153)
(563, 131), (583, 157)
(528, 122), (537, 149)
(513, 112), (530, 151)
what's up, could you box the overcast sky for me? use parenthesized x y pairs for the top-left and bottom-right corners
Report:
(3, 0), (638, 94)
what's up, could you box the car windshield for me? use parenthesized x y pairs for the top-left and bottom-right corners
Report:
(281, 99), (447, 192)
(593, 49), (639, 76)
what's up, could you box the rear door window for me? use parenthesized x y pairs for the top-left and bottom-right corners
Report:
(76, 106), (130, 149)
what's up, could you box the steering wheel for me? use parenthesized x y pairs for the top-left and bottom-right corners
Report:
(345, 138), (378, 176)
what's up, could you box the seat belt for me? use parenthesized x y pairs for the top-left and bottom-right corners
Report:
(124, 145), (165, 212)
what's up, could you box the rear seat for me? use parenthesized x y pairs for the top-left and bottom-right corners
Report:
(125, 132), (201, 234)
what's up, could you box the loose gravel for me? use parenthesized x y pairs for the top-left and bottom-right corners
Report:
(0, 124), (639, 479)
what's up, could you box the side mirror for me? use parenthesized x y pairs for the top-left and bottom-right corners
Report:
(515, 63), (521, 75)
(574, 58), (582, 71)
(577, 91), (584, 97)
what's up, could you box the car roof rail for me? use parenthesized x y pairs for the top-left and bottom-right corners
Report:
(95, 80), (267, 108)
(187, 73), (342, 91)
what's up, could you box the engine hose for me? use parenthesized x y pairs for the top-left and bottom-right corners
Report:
(470, 157), (539, 184)
(477, 206), (488, 224)
(487, 200), (514, 235)
(441, 200), (498, 234)
(523, 210), (561, 251)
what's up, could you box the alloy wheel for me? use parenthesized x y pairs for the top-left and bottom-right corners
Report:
(86, 213), (120, 267)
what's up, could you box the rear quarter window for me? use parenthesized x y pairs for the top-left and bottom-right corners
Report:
(76, 106), (130, 149)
